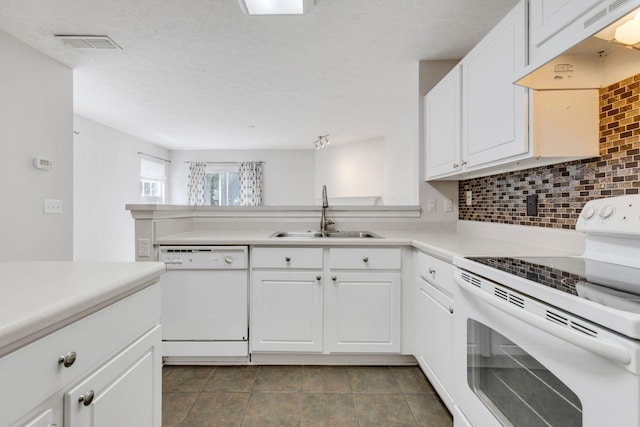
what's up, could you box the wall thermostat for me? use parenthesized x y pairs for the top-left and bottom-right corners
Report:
(32, 157), (53, 171)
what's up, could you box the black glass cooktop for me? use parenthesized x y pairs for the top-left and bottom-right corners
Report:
(466, 256), (640, 314)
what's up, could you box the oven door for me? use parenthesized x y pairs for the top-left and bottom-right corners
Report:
(453, 269), (640, 427)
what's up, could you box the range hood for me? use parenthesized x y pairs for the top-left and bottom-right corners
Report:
(517, 5), (640, 89)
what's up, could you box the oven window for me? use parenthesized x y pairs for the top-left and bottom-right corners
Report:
(467, 319), (582, 426)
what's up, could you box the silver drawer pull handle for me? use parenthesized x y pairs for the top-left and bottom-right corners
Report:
(316, 275), (321, 281)
(285, 257), (291, 262)
(78, 390), (95, 406)
(58, 351), (77, 368)
(224, 256), (233, 265)
(332, 275), (337, 282)
(363, 257), (369, 263)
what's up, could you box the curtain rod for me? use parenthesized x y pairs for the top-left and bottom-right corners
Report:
(184, 161), (264, 164)
(138, 152), (171, 163)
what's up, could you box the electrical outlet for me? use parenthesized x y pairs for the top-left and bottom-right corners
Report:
(44, 199), (63, 214)
(466, 191), (472, 206)
(444, 199), (453, 213)
(137, 238), (151, 257)
(427, 199), (436, 213)
(527, 194), (538, 216)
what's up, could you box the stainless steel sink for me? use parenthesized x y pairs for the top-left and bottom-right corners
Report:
(271, 231), (381, 239)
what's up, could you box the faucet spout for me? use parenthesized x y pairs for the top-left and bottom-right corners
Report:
(320, 185), (331, 232)
(322, 185), (328, 208)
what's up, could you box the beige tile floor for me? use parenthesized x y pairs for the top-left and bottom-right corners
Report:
(162, 365), (453, 427)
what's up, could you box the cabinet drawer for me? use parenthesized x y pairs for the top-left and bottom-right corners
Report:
(329, 248), (401, 270)
(0, 284), (160, 427)
(415, 251), (454, 296)
(252, 247), (323, 269)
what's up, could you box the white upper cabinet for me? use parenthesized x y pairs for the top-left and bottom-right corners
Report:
(529, 0), (605, 64)
(423, 0), (600, 180)
(522, 0), (640, 89)
(461, 0), (527, 169)
(424, 66), (461, 180)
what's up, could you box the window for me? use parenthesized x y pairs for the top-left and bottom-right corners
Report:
(140, 158), (166, 204)
(204, 164), (240, 206)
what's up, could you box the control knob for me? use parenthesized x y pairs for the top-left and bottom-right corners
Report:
(599, 205), (615, 219)
(581, 207), (596, 219)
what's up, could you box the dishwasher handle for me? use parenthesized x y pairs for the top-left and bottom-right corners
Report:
(455, 274), (632, 366)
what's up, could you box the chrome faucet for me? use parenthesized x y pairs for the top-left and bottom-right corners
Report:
(320, 185), (333, 232)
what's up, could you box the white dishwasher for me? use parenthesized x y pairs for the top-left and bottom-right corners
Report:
(159, 246), (248, 362)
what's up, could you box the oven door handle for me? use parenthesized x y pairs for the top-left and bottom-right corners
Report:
(456, 277), (632, 365)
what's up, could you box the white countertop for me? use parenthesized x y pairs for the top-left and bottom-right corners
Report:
(156, 223), (583, 263)
(0, 261), (165, 357)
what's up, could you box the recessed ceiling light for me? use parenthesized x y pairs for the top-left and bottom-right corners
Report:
(238, 0), (314, 15)
(54, 35), (122, 49)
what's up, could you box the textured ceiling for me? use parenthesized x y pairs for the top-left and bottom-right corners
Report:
(0, 0), (519, 150)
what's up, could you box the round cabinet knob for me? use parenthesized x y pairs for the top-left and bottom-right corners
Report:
(449, 307), (454, 314)
(362, 257), (369, 263)
(332, 276), (337, 282)
(78, 390), (95, 406)
(428, 268), (436, 275)
(599, 205), (615, 219)
(453, 163), (459, 169)
(224, 256), (233, 265)
(58, 351), (77, 368)
(581, 207), (596, 219)
(316, 275), (322, 281)
(285, 256), (291, 262)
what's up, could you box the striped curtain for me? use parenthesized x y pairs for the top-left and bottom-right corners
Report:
(186, 162), (206, 205)
(238, 161), (264, 206)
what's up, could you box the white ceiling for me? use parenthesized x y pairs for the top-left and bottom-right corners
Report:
(0, 0), (519, 150)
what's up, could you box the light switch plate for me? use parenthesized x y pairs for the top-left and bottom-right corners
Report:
(445, 199), (453, 212)
(466, 191), (472, 206)
(427, 199), (436, 213)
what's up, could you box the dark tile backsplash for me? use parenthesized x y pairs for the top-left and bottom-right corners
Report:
(458, 74), (640, 229)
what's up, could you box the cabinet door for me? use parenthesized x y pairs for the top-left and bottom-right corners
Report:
(425, 65), (461, 179)
(414, 283), (453, 408)
(251, 271), (323, 352)
(64, 327), (161, 427)
(529, 0), (605, 53)
(462, 1), (527, 168)
(327, 273), (401, 353)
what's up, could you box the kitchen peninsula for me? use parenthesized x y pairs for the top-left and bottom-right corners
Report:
(0, 261), (165, 427)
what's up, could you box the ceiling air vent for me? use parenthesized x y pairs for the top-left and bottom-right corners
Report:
(55, 35), (122, 49)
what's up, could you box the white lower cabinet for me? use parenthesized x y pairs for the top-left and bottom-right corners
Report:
(4, 285), (162, 427)
(250, 246), (402, 354)
(251, 270), (323, 352)
(327, 272), (401, 353)
(413, 251), (455, 411)
(65, 327), (161, 427)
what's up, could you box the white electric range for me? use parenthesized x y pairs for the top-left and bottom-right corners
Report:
(452, 194), (640, 427)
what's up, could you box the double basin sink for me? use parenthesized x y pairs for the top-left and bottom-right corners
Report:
(271, 231), (381, 239)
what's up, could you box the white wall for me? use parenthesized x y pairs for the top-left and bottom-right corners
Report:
(0, 30), (73, 262)
(73, 115), (169, 261)
(315, 137), (385, 203)
(169, 150), (315, 205)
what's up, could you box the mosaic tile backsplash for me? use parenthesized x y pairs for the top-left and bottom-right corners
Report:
(458, 74), (640, 229)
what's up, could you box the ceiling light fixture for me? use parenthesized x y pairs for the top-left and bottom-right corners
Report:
(238, 0), (314, 15)
(313, 135), (330, 150)
(54, 35), (122, 49)
(614, 11), (640, 46)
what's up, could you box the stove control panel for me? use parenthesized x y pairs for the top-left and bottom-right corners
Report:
(576, 195), (640, 236)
